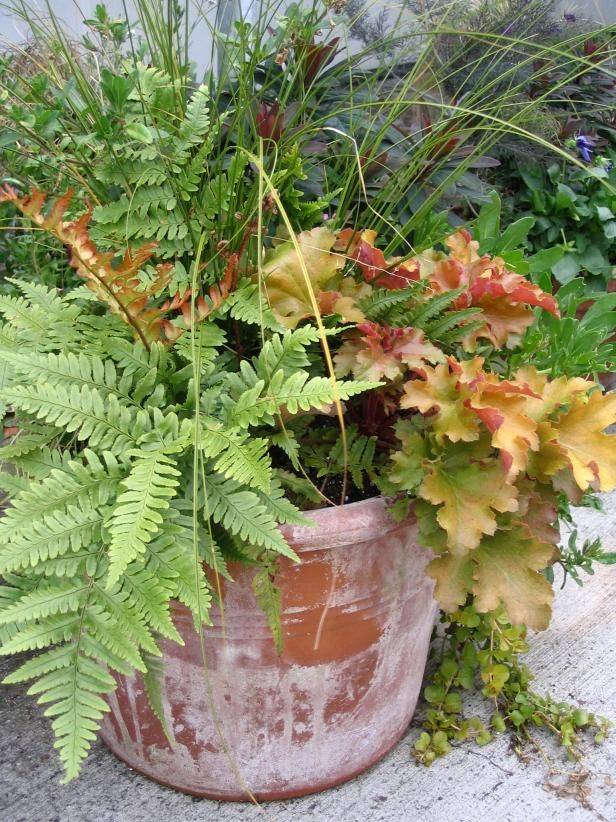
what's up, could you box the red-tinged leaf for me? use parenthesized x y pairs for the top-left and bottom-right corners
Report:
(401, 363), (480, 443)
(553, 390), (616, 491)
(335, 322), (444, 382)
(335, 228), (420, 290)
(469, 381), (541, 477)
(423, 229), (559, 350)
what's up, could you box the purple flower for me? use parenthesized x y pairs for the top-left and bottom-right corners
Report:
(576, 135), (594, 163)
(564, 13), (576, 22)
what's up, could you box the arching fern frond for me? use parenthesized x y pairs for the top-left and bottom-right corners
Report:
(106, 448), (181, 588)
(0, 505), (104, 574)
(203, 472), (298, 560)
(2, 351), (135, 404)
(2, 383), (145, 452)
(200, 425), (272, 493)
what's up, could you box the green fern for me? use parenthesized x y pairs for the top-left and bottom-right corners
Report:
(252, 561), (283, 654)
(2, 383), (147, 452)
(0, 450), (124, 535)
(107, 449), (181, 588)
(360, 284), (424, 322)
(89, 74), (226, 260)
(200, 424), (272, 493)
(142, 651), (172, 743)
(145, 518), (212, 628)
(0, 505), (104, 573)
(8, 645), (115, 782)
(204, 473), (299, 560)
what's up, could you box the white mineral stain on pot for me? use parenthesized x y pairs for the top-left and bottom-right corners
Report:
(100, 497), (437, 800)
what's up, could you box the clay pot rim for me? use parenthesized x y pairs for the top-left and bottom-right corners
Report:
(280, 494), (416, 554)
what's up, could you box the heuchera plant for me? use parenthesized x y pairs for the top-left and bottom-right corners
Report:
(0, 184), (614, 779)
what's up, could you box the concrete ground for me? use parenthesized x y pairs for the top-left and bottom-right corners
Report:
(1, 496), (615, 822)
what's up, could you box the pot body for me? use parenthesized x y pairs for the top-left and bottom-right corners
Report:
(100, 497), (437, 800)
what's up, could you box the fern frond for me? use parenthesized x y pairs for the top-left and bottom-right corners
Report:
(0, 450), (124, 536)
(0, 427), (58, 460)
(0, 294), (51, 338)
(2, 350), (136, 404)
(6, 278), (66, 313)
(360, 284), (423, 323)
(106, 449), (180, 588)
(84, 604), (146, 672)
(145, 521), (212, 628)
(2, 383), (144, 452)
(252, 563), (283, 654)
(256, 327), (319, 377)
(200, 425), (272, 492)
(0, 505), (104, 573)
(270, 429), (301, 470)
(224, 282), (283, 330)
(255, 478), (311, 526)
(423, 307), (483, 342)
(224, 379), (267, 428)
(34, 548), (100, 579)
(105, 338), (168, 379)
(91, 585), (160, 656)
(10, 446), (72, 480)
(19, 647), (114, 782)
(406, 288), (465, 327)
(120, 565), (182, 642)
(178, 84), (211, 149)
(0, 612), (83, 653)
(204, 473), (298, 560)
(0, 579), (87, 627)
(142, 651), (172, 742)
(226, 371), (379, 427)
(268, 372), (379, 416)
(2, 644), (76, 683)
(0, 471), (30, 496)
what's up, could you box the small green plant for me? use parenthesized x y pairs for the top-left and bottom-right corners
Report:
(413, 607), (611, 766)
(497, 154), (616, 291)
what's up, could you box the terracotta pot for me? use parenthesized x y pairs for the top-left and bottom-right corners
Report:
(100, 497), (437, 800)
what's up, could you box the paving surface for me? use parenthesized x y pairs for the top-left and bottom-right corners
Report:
(1, 495), (615, 822)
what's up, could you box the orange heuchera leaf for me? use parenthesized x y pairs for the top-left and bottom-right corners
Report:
(514, 367), (595, 420)
(419, 455), (518, 554)
(334, 322), (444, 381)
(401, 362), (480, 443)
(468, 380), (541, 477)
(335, 228), (420, 290)
(426, 552), (474, 613)
(316, 277), (371, 324)
(553, 390), (616, 491)
(526, 421), (570, 483)
(260, 227), (350, 328)
(515, 481), (560, 548)
(411, 359), (615, 487)
(425, 229), (559, 350)
(423, 506), (555, 628)
(472, 527), (555, 631)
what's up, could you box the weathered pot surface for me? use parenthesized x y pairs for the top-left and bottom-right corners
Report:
(100, 496), (438, 800)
